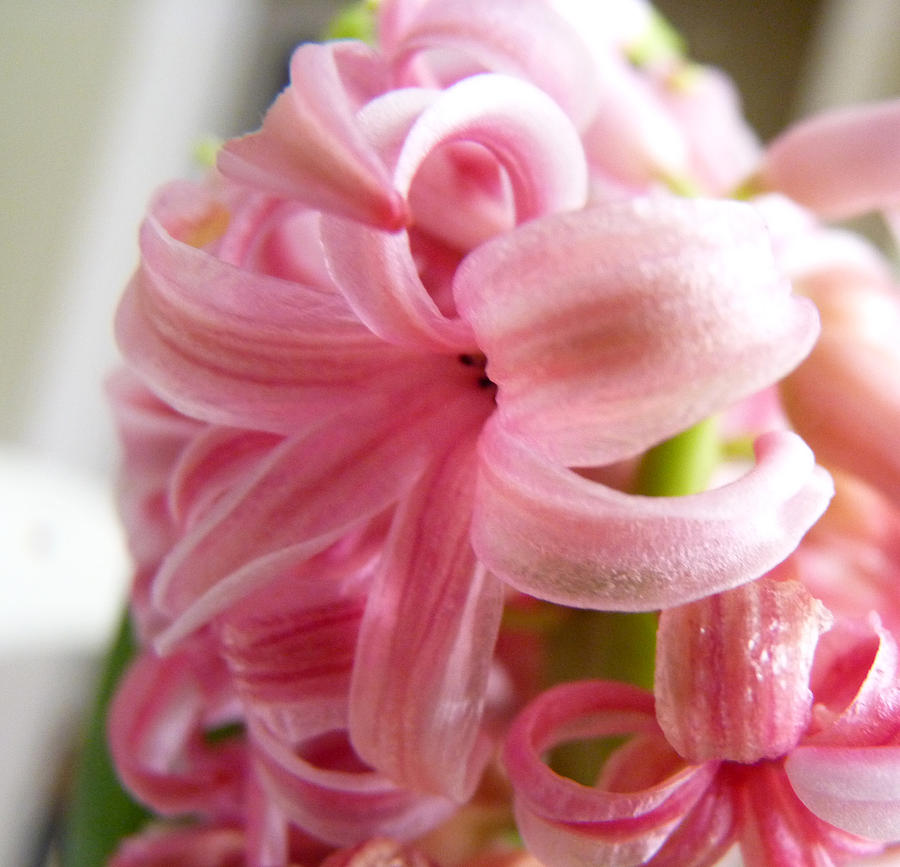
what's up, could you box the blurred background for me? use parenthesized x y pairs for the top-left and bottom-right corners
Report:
(1, 1), (897, 863)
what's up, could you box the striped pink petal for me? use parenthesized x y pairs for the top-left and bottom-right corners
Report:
(737, 761), (881, 867)
(473, 421), (833, 611)
(152, 392), (469, 649)
(350, 429), (504, 802)
(108, 643), (245, 818)
(504, 680), (717, 866)
(654, 578), (832, 764)
(219, 553), (374, 743)
(250, 709), (456, 848)
(783, 617), (900, 842)
(117, 203), (439, 433)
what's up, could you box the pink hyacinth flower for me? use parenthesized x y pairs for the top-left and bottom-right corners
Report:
(504, 578), (900, 865)
(116, 51), (833, 803)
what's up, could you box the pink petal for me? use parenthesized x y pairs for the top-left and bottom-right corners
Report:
(216, 196), (337, 289)
(106, 369), (202, 572)
(654, 578), (832, 764)
(785, 745), (900, 842)
(117, 205), (447, 432)
(503, 680), (717, 866)
(218, 42), (407, 229)
(152, 392), (470, 649)
(322, 73), (588, 353)
(219, 560), (371, 743)
(737, 761), (881, 867)
(454, 197), (820, 466)
(168, 426), (283, 530)
(642, 777), (738, 867)
(250, 710), (456, 847)
(109, 825), (246, 867)
(581, 58), (690, 188)
(350, 429), (505, 802)
(809, 614), (900, 748)
(662, 65), (761, 196)
(761, 99), (900, 221)
(107, 644), (245, 818)
(473, 421), (833, 611)
(781, 271), (900, 507)
(384, 0), (598, 128)
(321, 839), (439, 867)
(393, 73), (588, 217)
(320, 216), (476, 353)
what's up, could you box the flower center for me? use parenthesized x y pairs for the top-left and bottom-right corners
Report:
(457, 353), (496, 394)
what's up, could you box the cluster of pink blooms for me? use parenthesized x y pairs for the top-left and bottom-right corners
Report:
(103, 0), (900, 864)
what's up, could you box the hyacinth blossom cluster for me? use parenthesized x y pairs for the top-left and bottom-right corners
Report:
(92, 0), (900, 864)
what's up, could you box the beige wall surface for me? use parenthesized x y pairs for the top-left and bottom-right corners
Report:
(1, 2), (130, 441)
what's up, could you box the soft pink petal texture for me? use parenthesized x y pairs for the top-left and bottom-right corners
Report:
(786, 747), (900, 842)
(781, 271), (900, 507)
(108, 644), (245, 818)
(217, 196), (337, 289)
(642, 776), (737, 867)
(581, 59), (690, 189)
(783, 481), (900, 640)
(752, 193), (893, 286)
(473, 421), (833, 611)
(321, 838), (439, 867)
(780, 618), (900, 845)
(244, 773), (293, 867)
(504, 680), (716, 866)
(761, 99), (900, 221)
(737, 762), (881, 867)
(661, 66), (761, 196)
(106, 369), (202, 572)
(108, 825), (245, 867)
(320, 216), (475, 353)
(406, 142), (515, 252)
(808, 615), (900, 749)
(350, 428), (504, 802)
(117, 202), (441, 433)
(218, 42), (407, 229)
(322, 73), (588, 352)
(391, 74), (588, 218)
(383, 0), (598, 128)
(454, 197), (820, 466)
(219, 549), (374, 743)
(250, 710), (456, 848)
(152, 393), (468, 649)
(654, 578), (832, 764)
(168, 426), (284, 532)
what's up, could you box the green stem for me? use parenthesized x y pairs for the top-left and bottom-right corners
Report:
(546, 417), (720, 782)
(634, 415), (721, 497)
(60, 614), (149, 867)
